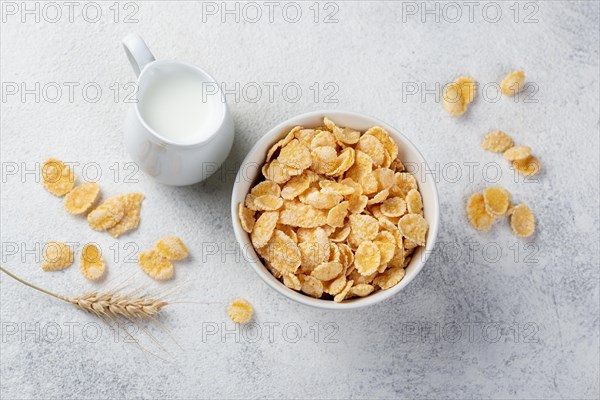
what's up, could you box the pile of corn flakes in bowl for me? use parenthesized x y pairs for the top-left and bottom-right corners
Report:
(231, 111), (439, 309)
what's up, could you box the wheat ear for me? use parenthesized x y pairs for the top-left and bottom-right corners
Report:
(0, 266), (167, 321)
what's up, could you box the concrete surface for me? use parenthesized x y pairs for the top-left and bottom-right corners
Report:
(1, 1), (598, 399)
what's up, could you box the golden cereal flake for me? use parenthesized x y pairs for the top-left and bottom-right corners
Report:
(372, 168), (395, 191)
(263, 230), (302, 275)
(228, 298), (254, 324)
(324, 274), (347, 296)
(80, 243), (105, 281)
(406, 189), (423, 215)
(503, 146), (532, 161)
(87, 195), (125, 231)
(482, 130), (514, 153)
(310, 130), (337, 149)
(354, 241), (381, 276)
(300, 274), (324, 298)
(500, 70), (526, 96)
(138, 248), (174, 280)
(350, 283), (375, 298)
(251, 180), (281, 198)
(278, 139), (312, 170)
(310, 146), (338, 175)
(347, 214), (379, 248)
(367, 189), (390, 206)
(266, 127), (299, 162)
(381, 197), (407, 218)
(281, 174), (311, 200)
(305, 190), (342, 210)
(466, 192), (494, 231)
(391, 173), (417, 198)
(64, 182), (100, 215)
(311, 262), (343, 281)
(510, 204), (535, 238)
(373, 267), (405, 290)
(334, 126), (361, 145)
(483, 187), (511, 217)
(251, 211), (279, 249)
(333, 280), (354, 303)
(356, 135), (385, 167)
(42, 241), (74, 271)
(365, 127), (398, 161)
(156, 236), (189, 260)
(398, 214), (428, 247)
(107, 193), (145, 238)
(262, 160), (293, 184)
(238, 203), (256, 233)
(254, 194), (284, 211)
(283, 273), (302, 291)
(330, 224), (351, 243)
(319, 181), (355, 196)
(456, 76), (477, 104)
(327, 201), (350, 228)
(442, 82), (466, 116)
(513, 156), (541, 176)
(279, 201), (327, 228)
(41, 158), (76, 196)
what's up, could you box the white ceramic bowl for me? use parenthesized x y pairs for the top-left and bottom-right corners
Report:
(231, 110), (439, 309)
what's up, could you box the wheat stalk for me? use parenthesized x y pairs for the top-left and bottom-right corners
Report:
(0, 266), (168, 321)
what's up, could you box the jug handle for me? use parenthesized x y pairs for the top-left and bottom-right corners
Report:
(122, 33), (155, 77)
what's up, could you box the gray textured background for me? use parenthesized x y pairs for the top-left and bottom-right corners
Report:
(1, 1), (599, 399)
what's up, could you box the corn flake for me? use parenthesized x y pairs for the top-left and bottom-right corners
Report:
(281, 174), (311, 200)
(254, 194), (284, 211)
(41, 158), (76, 196)
(64, 182), (100, 215)
(398, 214), (428, 246)
(500, 70), (526, 96)
(482, 130), (513, 153)
(107, 193), (145, 238)
(510, 204), (535, 238)
(138, 248), (174, 280)
(354, 241), (381, 276)
(278, 139), (311, 170)
(350, 283), (375, 298)
(300, 274), (324, 298)
(279, 201), (327, 228)
(228, 298), (253, 324)
(513, 156), (541, 176)
(381, 197), (407, 218)
(80, 243), (105, 280)
(483, 186), (511, 217)
(156, 236), (189, 260)
(503, 146), (532, 161)
(373, 267), (405, 290)
(311, 261), (343, 281)
(466, 192), (494, 231)
(87, 195), (125, 231)
(333, 280), (354, 303)
(42, 241), (74, 271)
(406, 189), (423, 215)
(327, 201), (349, 228)
(251, 211), (279, 248)
(238, 204), (256, 233)
(348, 214), (379, 248)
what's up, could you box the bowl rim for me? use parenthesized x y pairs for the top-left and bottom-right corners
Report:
(231, 110), (440, 310)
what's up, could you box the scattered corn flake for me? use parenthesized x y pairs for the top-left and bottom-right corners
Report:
(107, 193), (145, 238)
(42, 241), (74, 271)
(228, 298), (254, 324)
(156, 236), (189, 260)
(41, 158), (76, 196)
(406, 189), (423, 215)
(333, 280), (354, 303)
(138, 248), (174, 280)
(238, 203), (256, 233)
(466, 192), (494, 231)
(251, 211), (279, 249)
(456, 76), (477, 104)
(500, 70), (526, 96)
(80, 243), (105, 281)
(510, 204), (535, 238)
(513, 156), (541, 176)
(482, 130), (514, 153)
(442, 82), (467, 116)
(398, 214), (428, 246)
(254, 194), (284, 211)
(483, 186), (511, 217)
(87, 195), (125, 231)
(503, 146), (532, 161)
(64, 182), (100, 215)
(354, 241), (381, 276)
